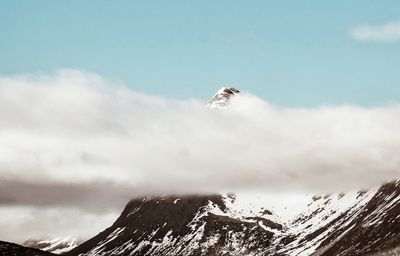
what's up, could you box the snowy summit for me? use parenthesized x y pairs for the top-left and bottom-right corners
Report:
(207, 87), (240, 109)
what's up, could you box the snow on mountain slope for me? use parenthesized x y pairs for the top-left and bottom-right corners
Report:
(278, 189), (378, 255)
(223, 193), (312, 225)
(24, 237), (79, 254)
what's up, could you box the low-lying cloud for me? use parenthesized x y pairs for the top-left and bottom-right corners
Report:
(0, 205), (118, 243)
(1, 69), (400, 199)
(1, 69), (400, 242)
(350, 21), (400, 43)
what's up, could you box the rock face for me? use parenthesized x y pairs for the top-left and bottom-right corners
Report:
(0, 240), (54, 256)
(65, 180), (400, 256)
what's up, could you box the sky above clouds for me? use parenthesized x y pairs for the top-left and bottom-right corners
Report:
(1, 0), (400, 244)
(1, 1), (400, 106)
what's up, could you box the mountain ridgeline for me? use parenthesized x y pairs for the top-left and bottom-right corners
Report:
(63, 180), (400, 256)
(2, 180), (400, 255)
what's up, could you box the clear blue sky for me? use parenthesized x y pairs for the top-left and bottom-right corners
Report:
(1, 1), (400, 106)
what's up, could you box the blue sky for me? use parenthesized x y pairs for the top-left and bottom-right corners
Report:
(1, 0), (400, 106)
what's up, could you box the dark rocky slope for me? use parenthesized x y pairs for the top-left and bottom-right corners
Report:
(312, 180), (400, 256)
(0, 240), (54, 256)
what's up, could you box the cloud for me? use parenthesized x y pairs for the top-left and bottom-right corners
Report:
(1, 69), (400, 242)
(350, 21), (400, 42)
(0, 205), (118, 243)
(0, 179), (141, 210)
(1, 69), (400, 194)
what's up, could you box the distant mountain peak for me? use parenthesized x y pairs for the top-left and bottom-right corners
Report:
(23, 237), (79, 254)
(207, 87), (240, 109)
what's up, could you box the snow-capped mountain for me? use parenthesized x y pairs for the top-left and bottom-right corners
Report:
(66, 194), (282, 256)
(65, 180), (400, 256)
(23, 237), (79, 254)
(207, 87), (240, 109)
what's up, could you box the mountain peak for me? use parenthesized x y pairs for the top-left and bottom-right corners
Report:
(23, 237), (79, 254)
(207, 87), (240, 109)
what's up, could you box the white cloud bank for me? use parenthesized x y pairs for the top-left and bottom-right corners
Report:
(1, 69), (400, 243)
(350, 21), (400, 42)
(1, 69), (400, 197)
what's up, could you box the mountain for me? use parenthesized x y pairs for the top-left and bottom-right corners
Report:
(66, 194), (283, 256)
(65, 180), (400, 256)
(23, 237), (79, 254)
(0, 240), (54, 256)
(207, 87), (240, 109)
